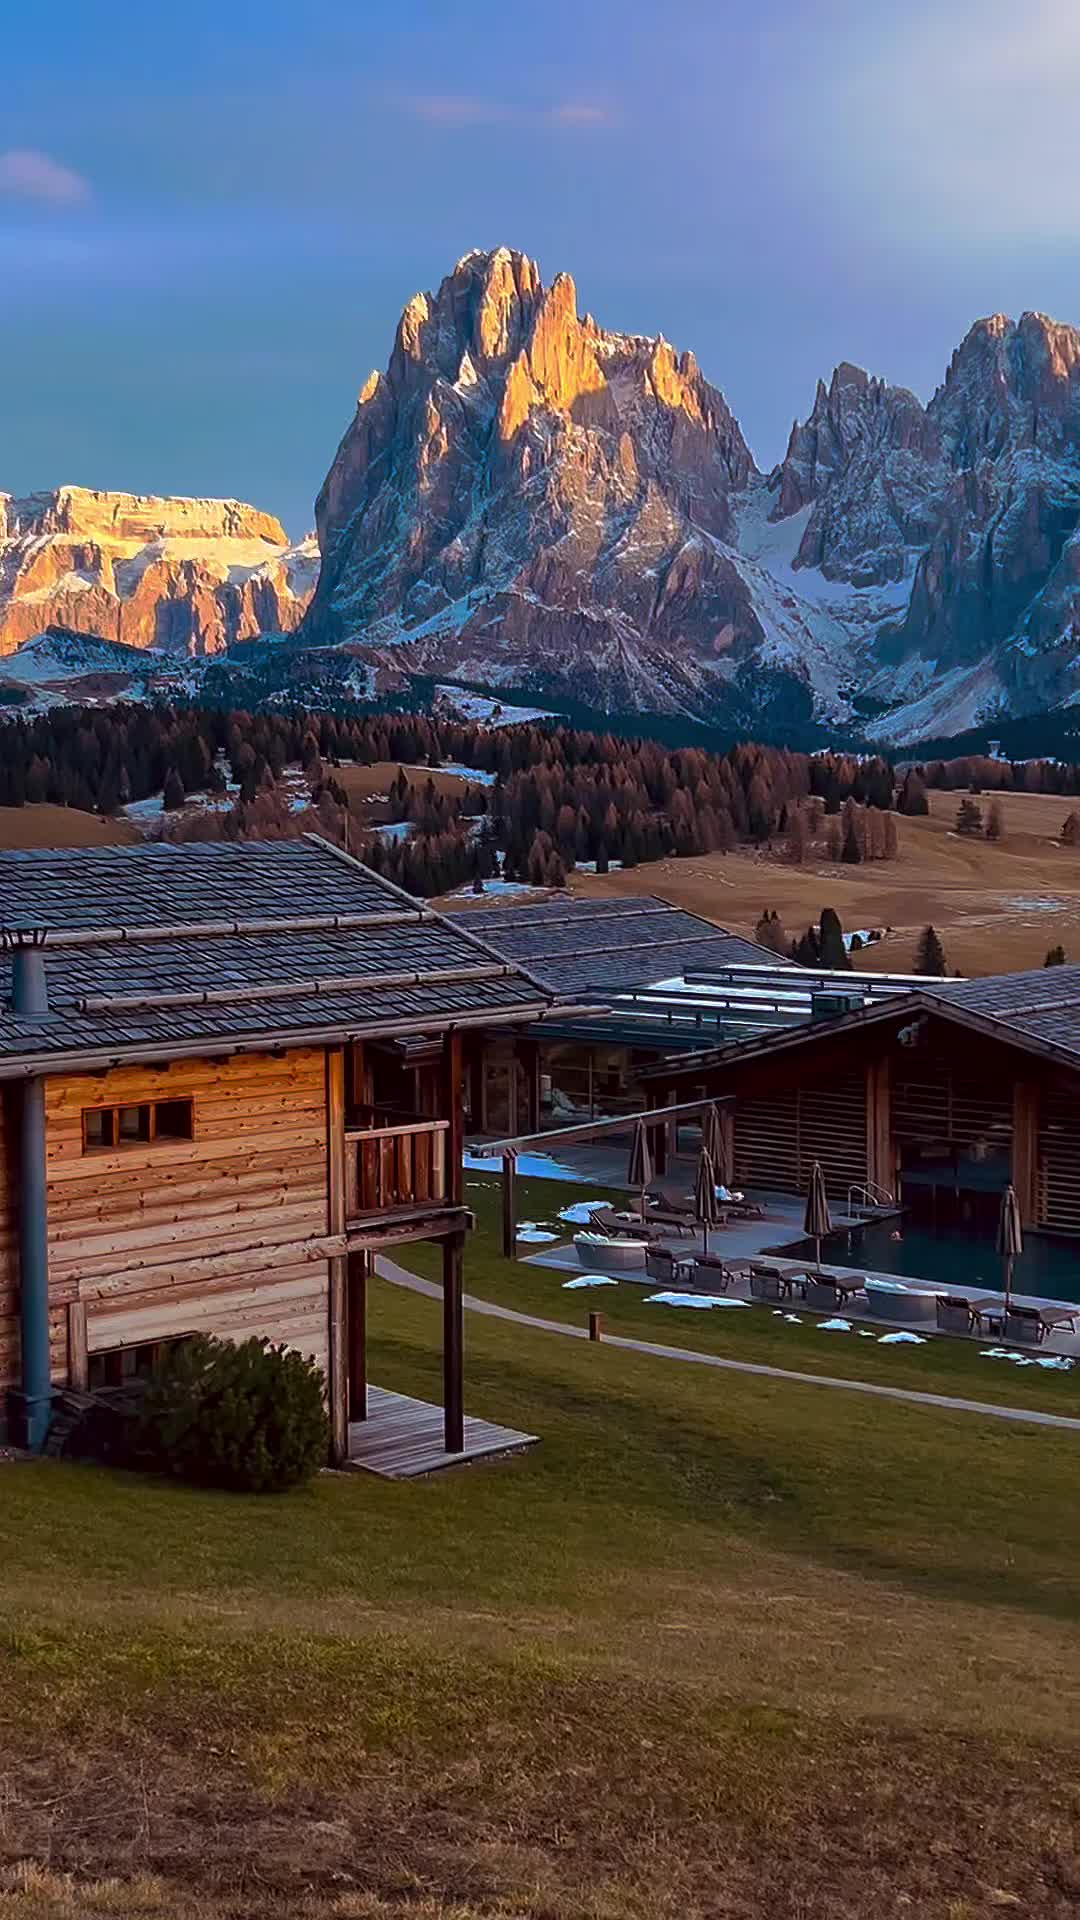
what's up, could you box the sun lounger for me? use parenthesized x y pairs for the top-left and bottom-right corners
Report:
(591, 1206), (669, 1245)
(691, 1250), (734, 1292)
(749, 1264), (785, 1303)
(936, 1294), (978, 1334)
(1004, 1305), (1050, 1345)
(646, 1183), (697, 1220)
(643, 1202), (698, 1236)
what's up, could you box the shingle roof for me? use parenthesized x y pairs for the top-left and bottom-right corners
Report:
(0, 837), (563, 1075)
(458, 894), (786, 998)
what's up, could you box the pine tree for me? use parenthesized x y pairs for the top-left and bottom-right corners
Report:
(985, 799), (1004, 841)
(163, 766), (186, 812)
(1045, 945), (1067, 966)
(955, 796), (983, 836)
(914, 925), (947, 975)
(819, 906), (851, 970)
(898, 770), (929, 816)
(1061, 812), (1080, 847)
(840, 820), (862, 864)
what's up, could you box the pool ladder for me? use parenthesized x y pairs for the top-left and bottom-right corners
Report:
(846, 1181), (896, 1219)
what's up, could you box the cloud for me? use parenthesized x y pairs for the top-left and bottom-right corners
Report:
(839, 0), (1080, 243)
(399, 94), (617, 132)
(0, 148), (91, 207)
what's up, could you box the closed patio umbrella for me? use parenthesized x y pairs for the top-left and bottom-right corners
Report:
(627, 1119), (654, 1224)
(997, 1183), (1023, 1319)
(702, 1103), (732, 1190)
(803, 1161), (832, 1269)
(695, 1145), (721, 1254)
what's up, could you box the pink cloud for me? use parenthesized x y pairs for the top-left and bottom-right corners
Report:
(0, 149), (91, 206)
(400, 95), (617, 132)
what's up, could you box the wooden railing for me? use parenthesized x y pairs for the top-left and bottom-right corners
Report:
(344, 1106), (450, 1218)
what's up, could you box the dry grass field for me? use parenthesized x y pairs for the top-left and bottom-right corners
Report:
(0, 805), (137, 850)
(334, 759), (481, 814)
(562, 787), (1080, 976)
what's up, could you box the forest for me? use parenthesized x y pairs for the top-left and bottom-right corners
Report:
(4, 700), (1078, 899)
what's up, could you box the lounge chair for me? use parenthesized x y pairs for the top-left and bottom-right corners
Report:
(936, 1294), (977, 1334)
(750, 1265), (785, 1303)
(646, 1182), (697, 1220)
(646, 1245), (677, 1283)
(805, 1271), (865, 1310)
(1003, 1305), (1048, 1346)
(691, 1250), (734, 1292)
(590, 1205), (668, 1245)
(643, 1201), (698, 1236)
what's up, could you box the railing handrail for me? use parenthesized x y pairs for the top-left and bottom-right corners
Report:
(847, 1180), (895, 1213)
(345, 1117), (450, 1143)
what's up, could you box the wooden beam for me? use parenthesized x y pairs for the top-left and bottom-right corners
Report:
(473, 1096), (731, 1159)
(347, 1249), (368, 1422)
(1012, 1080), (1040, 1226)
(326, 1047), (348, 1466)
(344, 1206), (472, 1252)
(502, 1151), (517, 1260)
(441, 1027), (464, 1207)
(442, 1231), (465, 1454)
(865, 1057), (894, 1198)
(67, 1300), (89, 1392)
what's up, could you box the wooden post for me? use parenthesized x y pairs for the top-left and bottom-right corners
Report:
(441, 1026), (464, 1206)
(442, 1231), (465, 1454)
(518, 1037), (542, 1134)
(865, 1057), (893, 1199)
(347, 1250), (368, 1421)
(589, 1311), (604, 1342)
(502, 1151), (518, 1259)
(67, 1301), (89, 1392)
(326, 1047), (348, 1466)
(1012, 1080), (1040, 1226)
(648, 1091), (668, 1176)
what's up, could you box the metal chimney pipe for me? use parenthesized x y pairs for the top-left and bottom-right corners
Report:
(6, 928), (50, 1019)
(3, 929), (52, 1448)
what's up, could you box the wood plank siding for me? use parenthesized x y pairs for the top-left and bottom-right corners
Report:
(43, 1048), (332, 1379)
(732, 1069), (868, 1199)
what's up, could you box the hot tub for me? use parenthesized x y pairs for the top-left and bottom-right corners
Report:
(864, 1276), (943, 1324)
(574, 1232), (648, 1273)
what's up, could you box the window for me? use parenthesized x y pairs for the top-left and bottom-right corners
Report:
(89, 1334), (193, 1390)
(82, 1097), (194, 1153)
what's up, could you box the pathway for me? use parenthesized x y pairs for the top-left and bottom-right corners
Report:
(375, 1256), (1080, 1434)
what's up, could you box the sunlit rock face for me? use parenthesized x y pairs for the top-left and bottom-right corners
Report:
(306, 258), (1080, 740)
(0, 487), (317, 656)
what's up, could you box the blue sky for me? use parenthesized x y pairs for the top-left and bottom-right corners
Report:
(4, 0), (1080, 536)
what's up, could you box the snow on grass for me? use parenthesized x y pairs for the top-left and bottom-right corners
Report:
(645, 1293), (750, 1310)
(981, 1348), (1075, 1371)
(516, 1223), (560, 1244)
(562, 1275), (619, 1290)
(557, 1200), (607, 1225)
(448, 879), (548, 900)
(817, 1318), (853, 1333)
(877, 1331), (927, 1345)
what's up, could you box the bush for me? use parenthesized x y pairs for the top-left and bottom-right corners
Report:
(135, 1334), (329, 1492)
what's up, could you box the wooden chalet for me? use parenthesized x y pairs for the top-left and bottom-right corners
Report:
(640, 967), (1080, 1236)
(0, 836), (586, 1461)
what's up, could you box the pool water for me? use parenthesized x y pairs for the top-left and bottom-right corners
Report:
(779, 1219), (1080, 1305)
(776, 1221), (1076, 1313)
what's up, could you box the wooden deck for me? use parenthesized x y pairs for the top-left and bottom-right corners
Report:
(346, 1385), (537, 1479)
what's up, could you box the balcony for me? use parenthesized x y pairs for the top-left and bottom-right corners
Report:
(344, 1104), (463, 1240)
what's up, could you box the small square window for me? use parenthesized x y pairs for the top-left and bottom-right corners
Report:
(155, 1099), (194, 1140)
(117, 1104), (152, 1143)
(84, 1109), (115, 1150)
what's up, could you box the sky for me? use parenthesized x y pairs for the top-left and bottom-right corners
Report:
(4, 0), (1080, 537)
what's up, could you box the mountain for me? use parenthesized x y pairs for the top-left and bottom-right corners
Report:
(0, 487), (318, 658)
(302, 250), (1080, 743)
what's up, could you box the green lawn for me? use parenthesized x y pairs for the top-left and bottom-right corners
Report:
(3, 1253), (1080, 1918)
(395, 1171), (1080, 1418)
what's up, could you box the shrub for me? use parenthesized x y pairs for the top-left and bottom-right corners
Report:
(135, 1334), (329, 1492)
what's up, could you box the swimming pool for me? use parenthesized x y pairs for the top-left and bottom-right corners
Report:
(776, 1217), (1080, 1305)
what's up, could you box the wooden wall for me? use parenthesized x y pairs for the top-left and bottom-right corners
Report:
(44, 1048), (331, 1381)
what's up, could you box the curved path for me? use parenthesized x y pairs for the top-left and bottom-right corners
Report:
(376, 1256), (1080, 1434)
